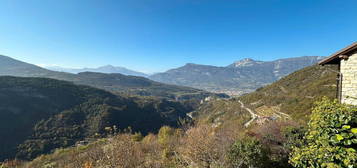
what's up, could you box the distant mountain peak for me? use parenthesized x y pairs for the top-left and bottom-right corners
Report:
(184, 63), (198, 66)
(101, 64), (115, 68)
(231, 58), (261, 67)
(97, 65), (125, 71)
(241, 58), (255, 62)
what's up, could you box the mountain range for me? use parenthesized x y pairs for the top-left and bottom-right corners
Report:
(0, 55), (221, 100)
(45, 65), (148, 77)
(1, 54), (324, 97)
(149, 56), (325, 95)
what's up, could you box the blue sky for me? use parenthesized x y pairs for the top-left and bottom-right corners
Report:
(0, 0), (356, 73)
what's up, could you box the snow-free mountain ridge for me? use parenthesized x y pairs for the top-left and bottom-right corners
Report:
(149, 56), (325, 95)
(45, 65), (148, 77)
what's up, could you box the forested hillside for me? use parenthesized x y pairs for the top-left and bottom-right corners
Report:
(0, 76), (194, 161)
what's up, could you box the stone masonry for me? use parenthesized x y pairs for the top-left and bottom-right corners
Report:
(341, 51), (357, 105)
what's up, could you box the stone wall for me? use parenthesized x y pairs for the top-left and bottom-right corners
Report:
(341, 51), (357, 105)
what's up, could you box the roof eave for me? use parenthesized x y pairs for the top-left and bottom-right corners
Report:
(318, 57), (340, 65)
(319, 42), (357, 65)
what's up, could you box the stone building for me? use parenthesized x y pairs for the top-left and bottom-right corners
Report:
(319, 42), (357, 105)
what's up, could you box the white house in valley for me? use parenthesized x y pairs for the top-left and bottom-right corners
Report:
(319, 42), (357, 105)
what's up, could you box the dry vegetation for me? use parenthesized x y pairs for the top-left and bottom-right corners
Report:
(1, 65), (342, 168)
(3, 121), (252, 168)
(2, 112), (301, 168)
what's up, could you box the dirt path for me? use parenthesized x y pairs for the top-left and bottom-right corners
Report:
(271, 107), (291, 119)
(275, 111), (291, 119)
(238, 100), (259, 127)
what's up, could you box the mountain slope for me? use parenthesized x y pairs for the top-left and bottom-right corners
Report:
(193, 64), (338, 128)
(0, 55), (72, 78)
(46, 65), (148, 77)
(0, 55), (222, 100)
(239, 64), (337, 122)
(150, 56), (325, 95)
(0, 76), (194, 161)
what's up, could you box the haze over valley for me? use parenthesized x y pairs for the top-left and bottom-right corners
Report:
(45, 65), (149, 77)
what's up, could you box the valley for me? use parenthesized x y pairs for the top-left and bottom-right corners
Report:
(1, 62), (343, 168)
(1, 1), (356, 167)
(0, 56), (228, 161)
(0, 56), (353, 168)
(0, 76), (197, 160)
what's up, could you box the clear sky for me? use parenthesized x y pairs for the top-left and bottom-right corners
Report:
(0, 0), (356, 73)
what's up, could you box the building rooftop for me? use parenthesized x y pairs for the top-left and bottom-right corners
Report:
(319, 42), (357, 65)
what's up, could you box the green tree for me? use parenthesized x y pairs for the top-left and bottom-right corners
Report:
(227, 137), (270, 168)
(158, 126), (175, 146)
(283, 126), (306, 153)
(290, 98), (357, 168)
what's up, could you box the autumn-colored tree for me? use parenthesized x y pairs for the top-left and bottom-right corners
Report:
(83, 161), (93, 168)
(176, 125), (228, 167)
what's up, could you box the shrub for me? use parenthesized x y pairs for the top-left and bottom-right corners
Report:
(227, 137), (270, 168)
(176, 125), (235, 168)
(158, 126), (176, 146)
(289, 98), (357, 168)
(132, 132), (144, 142)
